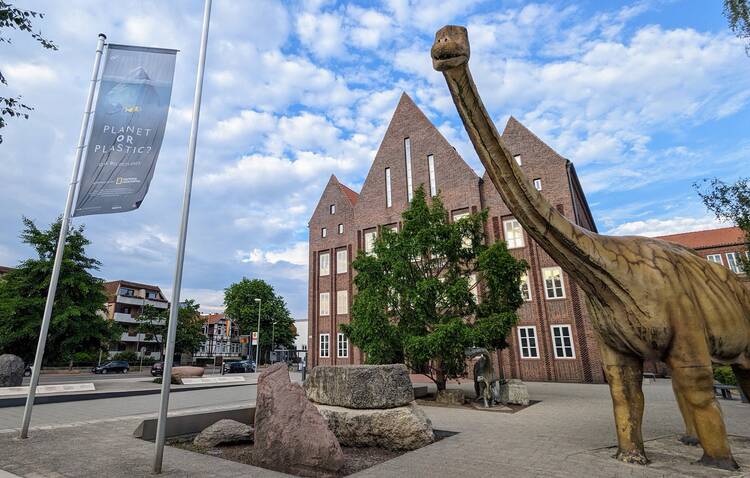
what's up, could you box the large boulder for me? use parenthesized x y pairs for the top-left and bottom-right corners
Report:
(255, 363), (344, 476)
(171, 366), (204, 384)
(0, 354), (24, 387)
(305, 364), (414, 409)
(435, 389), (465, 405)
(316, 402), (434, 451)
(193, 419), (253, 448)
(498, 379), (530, 406)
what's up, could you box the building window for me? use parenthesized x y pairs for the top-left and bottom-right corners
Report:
(726, 252), (744, 273)
(404, 138), (413, 202)
(338, 223), (344, 234)
(145, 290), (158, 299)
(503, 219), (524, 249)
(707, 254), (723, 265)
(319, 292), (330, 316)
(319, 252), (330, 276)
(319, 334), (330, 358)
(519, 272), (531, 301)
(552, 325), (575, 358)
(542, 266), (565, 299)
(337, 333), (349, 358)
(336, 290), (348, 314)
(321, 227), (327, 238)
(120, 287), (135, 297)
(385, 167), (392, 208)
(364, 229), (377, 255)
(453, 211), (471, 249)
(514, 154), (522, 166)
(533, 178), (542, 190)
(336, 249), (347, 274)
(330, 204), (335, 214)
(428, 154), (437, 197)
(518, 326), (538, 358)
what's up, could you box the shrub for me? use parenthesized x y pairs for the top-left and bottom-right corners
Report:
(113, 351), (138, 363)
(714, 366), (737, 386)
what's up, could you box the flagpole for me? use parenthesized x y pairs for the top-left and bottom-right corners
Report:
(19, 33), (107, 440)
(153, 0), (212, 473)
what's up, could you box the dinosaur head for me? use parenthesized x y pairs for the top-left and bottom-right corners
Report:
(431, 25), (470, 71)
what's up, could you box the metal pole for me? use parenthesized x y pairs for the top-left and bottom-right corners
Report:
(19, 33), (107, 439)
(153, 0), (211, 472)
(271, 321), (275, 364)
(255, 299), (262, 366)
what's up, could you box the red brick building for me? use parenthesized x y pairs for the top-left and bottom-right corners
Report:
(307, 93), (605, 383)
(656, 227), (749, 276)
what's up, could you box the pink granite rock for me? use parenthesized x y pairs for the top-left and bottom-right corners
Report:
(171, 366), (204, 384)
(254, 363), (344, 476)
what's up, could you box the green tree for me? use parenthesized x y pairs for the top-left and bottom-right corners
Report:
(135, 300), (204, 357)
(224, 278), (297, 363)
(0, 217), (118, 364)
(695, 177), (750, 273)
(724, 0), (750, 55)
(341, 187), (527, 391)
(1, 2), (58, 143)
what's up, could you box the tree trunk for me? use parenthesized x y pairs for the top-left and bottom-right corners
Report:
(434, 359), (447, 391)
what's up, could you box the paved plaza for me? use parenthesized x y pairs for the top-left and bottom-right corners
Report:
(0, 380), (748, 477)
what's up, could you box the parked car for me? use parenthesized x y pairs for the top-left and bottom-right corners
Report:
(224, 360), (255, 374)
(91, 360), (129, 374)
(150, 362), (164, 376)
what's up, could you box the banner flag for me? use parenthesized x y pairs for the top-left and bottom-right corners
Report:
(73, 44), (177, 217)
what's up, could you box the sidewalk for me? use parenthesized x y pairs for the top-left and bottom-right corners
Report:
(0, 380), (747, 477)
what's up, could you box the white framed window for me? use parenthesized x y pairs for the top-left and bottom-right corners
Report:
(321, 227), (327, 238)
(503, 219), (524, 249)
(336, 249), (348, 274)
(385, 167), (392, 208)
(519, 272), (531, 301)
(336, 290), (348, 315)
(533, 178), (542, 190)
(337, 332), (349, 358)
(330, 204), (336, 214)
(404, 138), (413, 202)
(726, 252), (744, 273)
(319, 334), (330, 358)
(319, 252), (330, 276)
(453, 211), (471, 249)
(364, 229), (377, 255)
(319, 292), (330, 316)
(542, 266), (565, 299)
(514, 154), (522, 166)
(707, 254), (723, 265)
(518, 326), (539, 359)
(551, 325), (575, 358)
(427, 154), (437, 197)
(338, 223), (344, 234)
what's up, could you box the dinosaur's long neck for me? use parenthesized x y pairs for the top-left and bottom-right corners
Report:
(442, 65), (604, 289)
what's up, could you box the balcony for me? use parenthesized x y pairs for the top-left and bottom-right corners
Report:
(145, 298), (168, 309)
(120, 333), (161, 343)
(116, 295), (168, 309)
(113, 312), (136, 324)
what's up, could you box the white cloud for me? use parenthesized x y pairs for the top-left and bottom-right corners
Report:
(2, 63), (57, 85)
(236, 242), (308, 267)
(608, 216), (727, 237)
(296, 12), (345, 59)
(347, 7), (392, 49)
(208, 110), (276, 143)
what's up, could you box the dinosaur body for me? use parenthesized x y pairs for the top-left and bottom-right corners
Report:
(431, 25), (750, 470)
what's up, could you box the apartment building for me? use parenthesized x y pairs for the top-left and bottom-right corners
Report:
(195, 313), (242, 359)
(102, 280), (169, 359)
(307, 93), (604, 383)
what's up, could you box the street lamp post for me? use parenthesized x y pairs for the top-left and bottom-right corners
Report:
(254, 298), (261, 367)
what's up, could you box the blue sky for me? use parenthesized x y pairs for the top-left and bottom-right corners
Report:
(2, 0), (749, 319)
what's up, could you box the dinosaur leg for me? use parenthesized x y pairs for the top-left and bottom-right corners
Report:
(599, 341), (648, 465)
(731, 364), (750, 400)
(668, 349), (738, 470)
(672, 378), (699, 446)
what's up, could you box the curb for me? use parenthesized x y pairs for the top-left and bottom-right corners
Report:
(0, 382), (254, 409)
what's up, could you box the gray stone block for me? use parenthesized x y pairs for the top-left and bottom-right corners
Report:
(304, 364), (414, 409)
(193, 419), (253, 448)
(0, 354), (24, 387)
(499, 379), (530, 406)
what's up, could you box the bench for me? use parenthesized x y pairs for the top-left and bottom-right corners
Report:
(714, 383), (736, 400)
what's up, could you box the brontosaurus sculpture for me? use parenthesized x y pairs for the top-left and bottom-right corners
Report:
(431, 25), (750, 470)
(466, 347), (500, 408)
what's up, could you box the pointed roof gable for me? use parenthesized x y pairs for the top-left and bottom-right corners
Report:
(309, 174), (358, 223)
(337, 179), (359, 206)
(501, 116), (567, 163)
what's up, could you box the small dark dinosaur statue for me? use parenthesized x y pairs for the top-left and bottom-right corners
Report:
(466, 347), (500, 407)
(431, 25), (750, 470)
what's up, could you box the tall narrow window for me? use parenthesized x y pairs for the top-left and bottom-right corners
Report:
(519, 272), (531, 301)
(321, 227), (327, 238)
(514, 154), (522, 166)
(385, 167), (392, 208)
(364, 229), (377, 255)
(518, 326), (538, 358)
(319, 252), (330, 276)
(337, 333), (349, 358)
(533, 178), (542, 190)
(338, 223), (344, 234)
(336, 290), (348, 314)
(552, 325), (575, 358)
(503, 219), (524, 249)
(707, 254), (723, 265)
(404, 138), (413, 202)
(329, 204), (336, 214)
(336, 249), (348, 273)
(319, 334), (330, 358)
(726, 252), (744, 274)
(427, 154), (437, 197)
(542, 267), (565, 299)
(319, 292), (330, 316)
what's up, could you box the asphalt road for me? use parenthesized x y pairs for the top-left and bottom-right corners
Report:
(21, 369), (227, 385)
